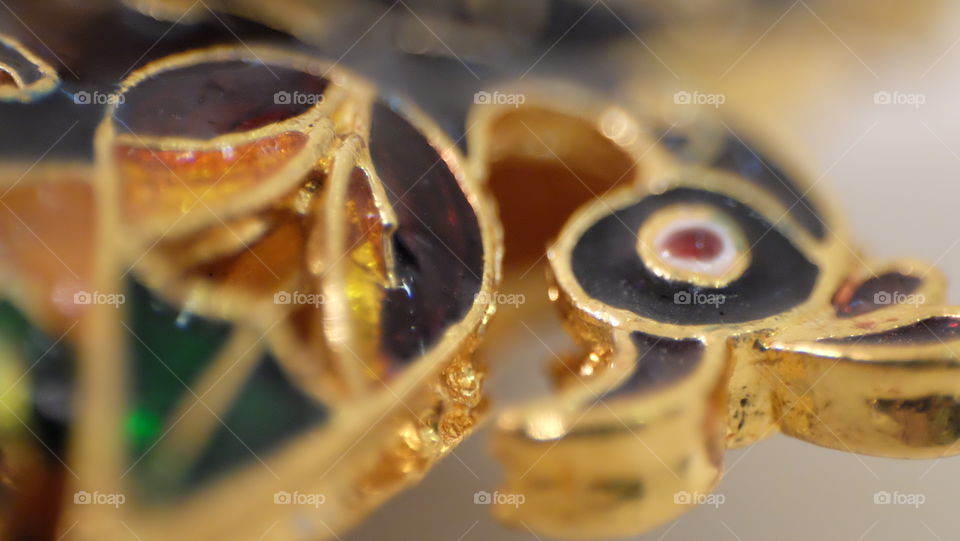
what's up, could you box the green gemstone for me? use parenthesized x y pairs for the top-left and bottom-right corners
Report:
(0, 300), (31, 342)
(124, 279), (232, 500)
(125, 407), (162, 450)
(187, 352), (329, 487)
(123, 280), (328, 502)
(125, 278), (232, 457)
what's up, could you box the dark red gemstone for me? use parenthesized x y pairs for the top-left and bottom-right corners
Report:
(833, 272), (922, 318)
(820, 317), (960, 345)
(370, 102), (483, 360)
(661, 227), (723, 261)
(115, 60), (328, 139)
(0, 1), (288, 160)
(368, 101), (483, 363)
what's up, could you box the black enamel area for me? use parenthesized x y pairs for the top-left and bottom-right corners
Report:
(819, 317), (960, 346)
(835, 272), (923, 319)
(0, 2), (287, 158)
(114, 60), (327, 139)
(711, 132), (826, 239)
(369, 101), (484, 362)
(658, 130), (691, 156)
(571, 187), (819, 325)
(0, 39), (44, 86)
(597, 333), (705, 402)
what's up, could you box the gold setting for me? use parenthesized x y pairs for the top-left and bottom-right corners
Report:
(0, 42), (502, 541)
(468, 81), (960, 539)
(1, 7), (958, 539)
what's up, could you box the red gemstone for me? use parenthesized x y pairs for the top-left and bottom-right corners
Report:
(661, 227), (723, 261)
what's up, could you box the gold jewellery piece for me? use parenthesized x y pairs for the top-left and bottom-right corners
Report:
(0, 42), (499, 540)
(0, 2), (957, 540)
(470, 83), (960, 539)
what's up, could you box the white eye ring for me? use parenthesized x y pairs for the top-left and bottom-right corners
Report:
(637, 204), (750, 288)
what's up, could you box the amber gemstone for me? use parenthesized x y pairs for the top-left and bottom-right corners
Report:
(661, 227), (723, 262)
(115, 131), (307, 222)
(0, 178), (95, 330)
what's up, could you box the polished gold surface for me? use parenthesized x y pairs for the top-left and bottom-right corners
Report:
(2, 1), (959, 540)
(0, 39), (501, 540)
(468, 81), (960, 538)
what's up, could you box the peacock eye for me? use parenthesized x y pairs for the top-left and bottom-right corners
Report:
(568, 186), (820, 326)
(638, 203), (749, 288)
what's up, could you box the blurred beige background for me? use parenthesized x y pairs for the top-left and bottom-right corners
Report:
(346, 1), (960, 540)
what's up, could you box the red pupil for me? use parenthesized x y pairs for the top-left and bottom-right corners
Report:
(662, 228), (723, 261)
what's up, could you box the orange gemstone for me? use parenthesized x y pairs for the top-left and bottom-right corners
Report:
(116, 131), (308, 223)
(0, 178), (95, 330)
